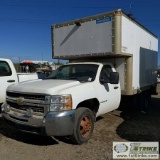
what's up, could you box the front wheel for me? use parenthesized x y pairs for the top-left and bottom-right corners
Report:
(70, 107), (94, 144)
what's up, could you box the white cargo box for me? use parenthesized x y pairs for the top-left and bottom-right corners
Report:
(52, 9), (158, 95)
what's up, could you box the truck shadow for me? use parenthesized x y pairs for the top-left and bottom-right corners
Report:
(0, 116), (75, 145)
(116, 97), (160, 142)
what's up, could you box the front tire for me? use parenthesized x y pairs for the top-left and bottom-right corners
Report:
(70, 107), (94, 144)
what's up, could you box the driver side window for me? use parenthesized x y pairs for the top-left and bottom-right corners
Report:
(100, 65), (112, 83)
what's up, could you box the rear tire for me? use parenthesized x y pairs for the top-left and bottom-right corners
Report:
(70, 107), (94, 144)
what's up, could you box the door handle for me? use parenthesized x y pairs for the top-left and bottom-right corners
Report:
(7, 80), (15, 83)
(114, 86), (119, 89)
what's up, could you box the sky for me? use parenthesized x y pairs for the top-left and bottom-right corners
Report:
(0, 0), (160, 65)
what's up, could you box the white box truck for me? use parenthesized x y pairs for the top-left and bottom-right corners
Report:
(2, 9), (158, 144)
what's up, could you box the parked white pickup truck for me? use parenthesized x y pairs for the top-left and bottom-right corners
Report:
(0, 58), (38, 107)
(2, 9), (158, 144)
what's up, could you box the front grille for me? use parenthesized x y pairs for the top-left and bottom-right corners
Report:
(6, 91), (50, 115)
(7, 91), (45, 101)
(7, 101), (44, 113)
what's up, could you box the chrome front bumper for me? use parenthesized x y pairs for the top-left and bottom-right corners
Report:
(2, 103), (75, 136)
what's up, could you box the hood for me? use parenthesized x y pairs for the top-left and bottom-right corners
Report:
(7, 79), (80, 95)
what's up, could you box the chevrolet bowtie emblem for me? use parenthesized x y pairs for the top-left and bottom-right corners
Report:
(16, 97), (25, 105)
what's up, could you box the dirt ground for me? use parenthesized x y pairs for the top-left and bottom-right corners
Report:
(0, 84), (160, 160)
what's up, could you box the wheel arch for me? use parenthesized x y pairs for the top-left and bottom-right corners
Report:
(76, 98), (99, 115)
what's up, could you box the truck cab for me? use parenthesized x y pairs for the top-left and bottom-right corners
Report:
(46, 62), (120, 115)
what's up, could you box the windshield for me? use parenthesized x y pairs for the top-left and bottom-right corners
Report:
(47, 64), (99, 82)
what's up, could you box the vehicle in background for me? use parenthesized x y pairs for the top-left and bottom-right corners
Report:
(2, 9), (158, 144)
(0, 58), (38, 108)
(37, 71), (50, 79)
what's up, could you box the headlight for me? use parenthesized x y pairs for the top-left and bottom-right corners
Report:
(49, 95), (72, 111)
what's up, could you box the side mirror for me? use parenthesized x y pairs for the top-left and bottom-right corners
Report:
(109, 72), (119, 84)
